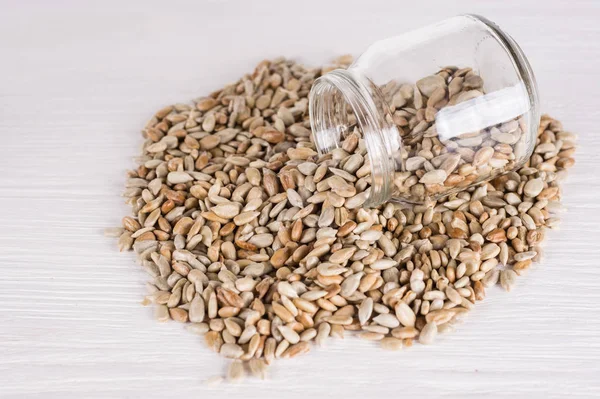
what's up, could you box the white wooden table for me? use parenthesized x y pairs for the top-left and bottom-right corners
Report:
(1, 1), (599, 397)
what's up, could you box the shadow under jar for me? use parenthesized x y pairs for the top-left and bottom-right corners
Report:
(309, 14), (540, 207)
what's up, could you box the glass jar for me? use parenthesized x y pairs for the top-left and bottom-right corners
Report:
(309, 14), (539, 207)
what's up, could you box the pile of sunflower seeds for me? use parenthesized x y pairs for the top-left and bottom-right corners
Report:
(106, 56), (576, 383)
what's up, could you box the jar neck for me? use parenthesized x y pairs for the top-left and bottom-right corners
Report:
(309, 69), (401, 207)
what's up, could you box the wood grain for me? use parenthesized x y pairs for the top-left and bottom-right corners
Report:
(1, 0), (599, 398)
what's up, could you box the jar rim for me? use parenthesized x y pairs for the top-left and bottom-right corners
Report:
(309, 69), (400, 207)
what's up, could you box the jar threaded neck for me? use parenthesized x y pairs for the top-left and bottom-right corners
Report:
(309, 69), (400, 207)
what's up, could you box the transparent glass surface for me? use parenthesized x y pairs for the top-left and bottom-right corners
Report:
(310, 15), (539, 206)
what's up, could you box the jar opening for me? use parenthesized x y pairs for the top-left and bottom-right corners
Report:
(309, 69), (400, 207)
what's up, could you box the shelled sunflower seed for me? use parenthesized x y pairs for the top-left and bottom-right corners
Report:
(107, 56), (576, 380)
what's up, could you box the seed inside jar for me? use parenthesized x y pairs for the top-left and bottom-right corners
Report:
(333, 67), (533, 204)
